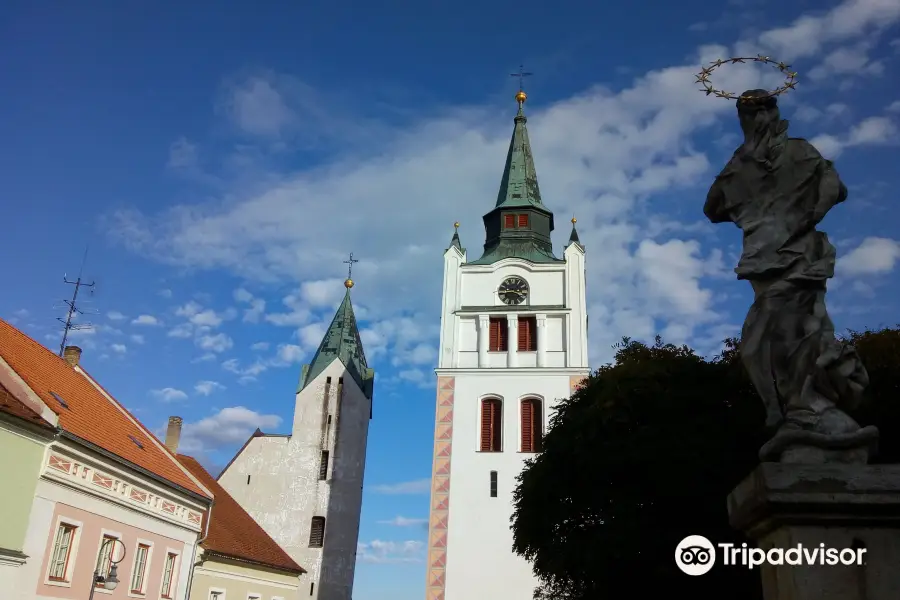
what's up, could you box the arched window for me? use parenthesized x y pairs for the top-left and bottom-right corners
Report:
(521, 398), (543, 453)
(480, 398), (502, 452)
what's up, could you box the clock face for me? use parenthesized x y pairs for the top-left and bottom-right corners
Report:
(498, 276), (528, 305)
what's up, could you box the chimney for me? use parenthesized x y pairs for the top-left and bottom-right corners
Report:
(165, 416), (183, 454)
(63, 346), (82, 367)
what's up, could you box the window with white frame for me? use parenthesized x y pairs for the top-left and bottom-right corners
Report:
(130, 543), (150, 593)
(160, 552), (178, 598)
(95, 534), (119, 587)
(47, 522), (77, 581)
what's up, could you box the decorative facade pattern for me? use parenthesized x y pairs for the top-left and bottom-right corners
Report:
(42, 451), (202, 530)
(426, 376), (455, 600)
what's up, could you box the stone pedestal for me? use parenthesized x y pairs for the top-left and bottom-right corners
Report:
(728, 463), (900, 600)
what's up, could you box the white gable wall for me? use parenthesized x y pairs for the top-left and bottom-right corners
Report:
(219, 358), (370, 600)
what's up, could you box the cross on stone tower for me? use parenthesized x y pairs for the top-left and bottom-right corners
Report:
(344, 252), (359, 280)
(510, 65), (532, 91)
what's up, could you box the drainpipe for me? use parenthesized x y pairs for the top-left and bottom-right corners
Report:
(183, 501), (213, 599)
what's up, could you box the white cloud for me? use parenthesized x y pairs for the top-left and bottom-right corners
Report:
(357, 540), (425, 564)
(377, 516), (428, 528)
(150, 387), (188, 402)
(888, 100), (900, 113)
(218, 74), (296, 137)
(131, 314), (159, 326)
(190, 309), (223, 328)
(105, 0), (898, 368)
(159, 288), (173, 299)
(196, 333), (233, 353)
(194, 380), (225, 396)
(130, 334), (145, 344)
(370, 479), (431, 495)
(168, 323), (194, 338)
(298, 323), (326, 351)
(274, 344), (304, 365)
(107, 311), (127, 321)
(250, 341), (270, 351)
(839, 237), (900, 276)
(233, 288), (254, 303)
(176, 406), (282, 455)
(168, 137), (198, 169)
(847, 116), (898, 145)
(234, 289), (266, 323)
(110, 343), (127, 354)
(176, 301), (203, 318)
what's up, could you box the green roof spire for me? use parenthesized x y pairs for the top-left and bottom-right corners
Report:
(297, 276), (374, 400)
(469, 90), (561, 266)
(495, 90), (543, 208)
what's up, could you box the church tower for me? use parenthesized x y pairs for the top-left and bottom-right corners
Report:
(425, 90), (589, 600)
(219, 277), (374, 600)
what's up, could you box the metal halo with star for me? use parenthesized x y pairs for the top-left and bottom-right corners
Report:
(695, 55), (798, 101)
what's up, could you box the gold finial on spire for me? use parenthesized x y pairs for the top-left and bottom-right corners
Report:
(571, 216), (577, 224)
(511, 65), (532, 107)
(454, 221), (460, 230)
(343, 252), (359, 290)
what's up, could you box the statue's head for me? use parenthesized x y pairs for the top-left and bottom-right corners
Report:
(737, 90), (780, 138)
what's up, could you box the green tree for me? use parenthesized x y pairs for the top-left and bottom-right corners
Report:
(511, 327), (900, 599)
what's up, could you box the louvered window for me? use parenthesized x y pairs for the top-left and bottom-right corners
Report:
(518, 214), (529, 227)
(319, 451), (329, 480)
(504, 214), (516, 229)
(309, 517), (326, 548)
(521, 398), (543, 453)
(480, 398), (502, 452)
(518, 317), (537, 351)
(489, 471), (498, 497)
(489, 318), (508, 352)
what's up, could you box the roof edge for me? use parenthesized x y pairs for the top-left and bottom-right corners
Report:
(201, 549), (306, 575)
(215, 428), (265, 482)
(75, 366), (214, 501)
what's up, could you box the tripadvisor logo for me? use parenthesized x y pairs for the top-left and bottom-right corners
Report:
(675, 535), (867, 575)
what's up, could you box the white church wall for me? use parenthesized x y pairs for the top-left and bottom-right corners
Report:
(218, 358), (370, 600)
(458, 262), (566, 308)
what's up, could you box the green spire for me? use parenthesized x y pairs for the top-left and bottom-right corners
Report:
(495, 94), (543, 208)
(298, 282), (374, 399)
(469, 91), (561, 266)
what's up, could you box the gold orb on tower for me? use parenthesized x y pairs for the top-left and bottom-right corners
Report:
(515, 90), (527, 104)
(344, 278), (354, 289)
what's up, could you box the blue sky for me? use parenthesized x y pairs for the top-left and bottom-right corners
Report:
(2, 1), (900, 599)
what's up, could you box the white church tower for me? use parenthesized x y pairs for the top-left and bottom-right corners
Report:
(219, 276), (374, 600)
(425, 89), (590, 600)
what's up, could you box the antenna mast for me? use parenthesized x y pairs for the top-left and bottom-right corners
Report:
(58, 247), (96, 356)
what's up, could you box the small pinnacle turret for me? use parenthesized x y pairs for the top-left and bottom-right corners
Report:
(449, 221), (462, 251)
(568, 217), (581, 246)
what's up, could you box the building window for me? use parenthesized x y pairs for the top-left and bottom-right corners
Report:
(518, 214), (529, 227)
(319, 451), (329, 480)
(130, 543), (150, 593)
(489, 471), (498, 497)
(309, 516), (326, 548)
(161, 552), (178, 598)
(95, 535), (118, 586)
(488, 317), (508, 352)
(48, 523), (77, 581)
(521, 398), (543, 453)
(518, 316), (537, 351)
(504, 214), (515, 229)
(209, 590), (225, 600)
(480, 398), (502, 452)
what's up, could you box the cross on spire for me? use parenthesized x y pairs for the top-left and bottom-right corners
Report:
(510, 65), (532, 92)
(343, 252), (359, 280)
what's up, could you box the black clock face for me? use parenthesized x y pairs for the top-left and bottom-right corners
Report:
(498, 276), (528, 305)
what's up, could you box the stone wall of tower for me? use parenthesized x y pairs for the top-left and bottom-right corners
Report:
(219, 358), (371, 600)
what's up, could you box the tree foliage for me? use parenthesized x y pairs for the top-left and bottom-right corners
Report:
(511, 328), (900, 599)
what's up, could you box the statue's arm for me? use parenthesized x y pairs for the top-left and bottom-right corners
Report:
(802, 140), (848, 221)
(704, 176), (732, 224)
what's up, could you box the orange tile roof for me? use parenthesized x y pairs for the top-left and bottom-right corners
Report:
(0, 318), (210, 499)
(177, 455), (305, 574)
(0, 381), (56, 431)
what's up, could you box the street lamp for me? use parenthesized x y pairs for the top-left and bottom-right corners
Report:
(88, 537), (126, 599)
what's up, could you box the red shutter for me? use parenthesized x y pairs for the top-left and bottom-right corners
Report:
(521, 400), (534, 452)
(490, 318), (508, 352)
(498, 320), (507, 351)
(504, 214), (515, 229)
(518, 214), (529, 227)
(518, 317), (536, 351)
(533, 399), (543, 451)
(481, 399), (501, 451)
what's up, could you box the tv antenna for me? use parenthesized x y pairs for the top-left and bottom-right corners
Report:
(57, 246), (96, 356)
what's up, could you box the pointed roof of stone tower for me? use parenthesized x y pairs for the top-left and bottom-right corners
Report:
(448, 221), (463, 252)
(568, 216), (582, 247)
(297, 279), (373, 398)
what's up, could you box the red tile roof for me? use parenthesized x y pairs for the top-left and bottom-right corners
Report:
(177, 455), (305, 574)
(0, 318), (210, 499)
(0, 381), (56, 431)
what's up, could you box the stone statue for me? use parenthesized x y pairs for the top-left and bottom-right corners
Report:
(704, 89), (878, 464)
